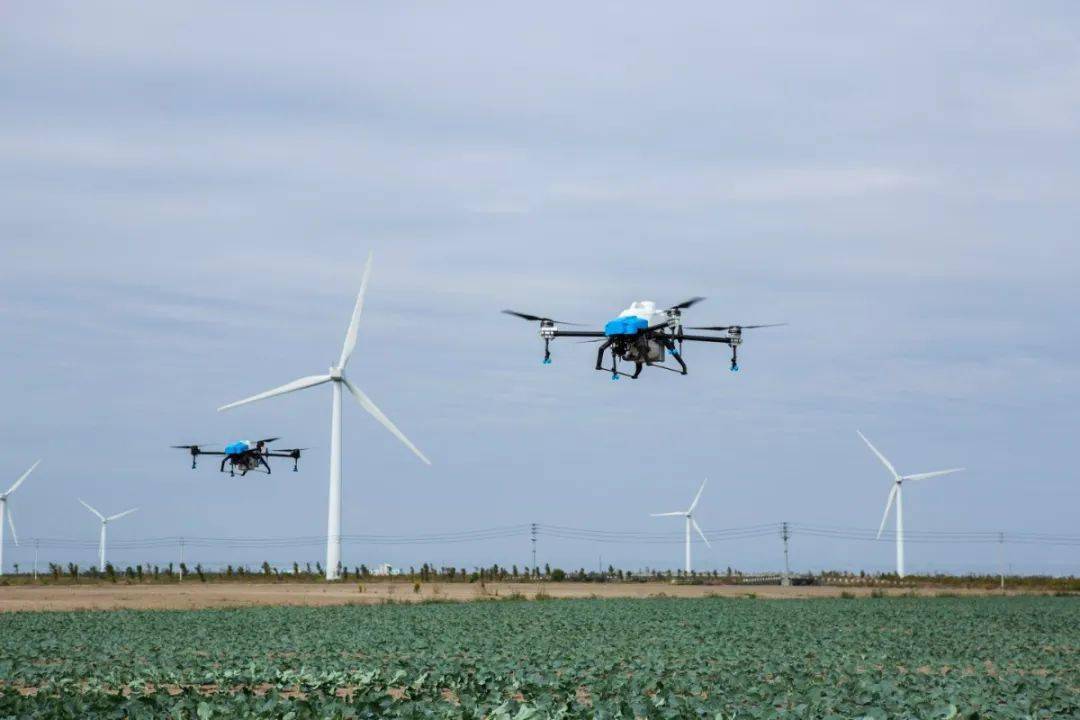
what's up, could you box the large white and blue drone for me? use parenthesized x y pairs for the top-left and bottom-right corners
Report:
(504, 298), (783, 379)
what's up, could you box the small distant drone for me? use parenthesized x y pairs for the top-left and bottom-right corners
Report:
(171, 437), (305, 476)
(504, 298), (783, 379)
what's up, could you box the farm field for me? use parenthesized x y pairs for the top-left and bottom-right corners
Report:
(0, 597), (1076, 718)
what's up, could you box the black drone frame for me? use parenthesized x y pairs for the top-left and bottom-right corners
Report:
(552, 327), (737, 379)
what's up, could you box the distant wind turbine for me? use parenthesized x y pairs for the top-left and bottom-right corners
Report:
(79, 500), (137, 572)
(651, 478), (711, 573)
(0, 461), (39, 576)
(218, 252), (430, 581)
(858, 431), (964, 577)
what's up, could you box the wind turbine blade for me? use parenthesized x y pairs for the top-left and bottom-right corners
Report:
(876, 485), (898, 539)
(4, 460), (40, 496)
(218, 375), (331, 412)
(902, 468), (965, 482)
(650, 512), (684, 517)
(688, 478), (707, 513)
(107, 508), (138, 522)
(857, 431), (900, 480)
(79, 499), (105, 522)
(692, 518), (711, 548)
(341, 378), (431, 465)
(6, 507), (17, 546)
(338, 252), (373, 369)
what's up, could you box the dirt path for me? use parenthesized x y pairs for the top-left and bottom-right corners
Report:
(0, 581), (1017, 612)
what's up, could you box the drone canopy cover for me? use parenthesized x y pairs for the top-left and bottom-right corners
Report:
(604, 316), (650, 337)
(224, 441), (251, 455)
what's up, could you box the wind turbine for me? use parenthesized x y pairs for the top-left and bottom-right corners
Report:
(218, 253), (430, 581)
(0, 461), (39, 576)
(79, 500), (137, 572)
(651, 478), (711, 573)
(858, 431), (964, 578)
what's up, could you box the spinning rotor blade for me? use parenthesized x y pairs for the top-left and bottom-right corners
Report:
(857, 431), (900, 481)
(877, 485), (898, 539)
(903, 468), (965, 482)
(501, 310), (583, 326)
(256, 437), (280, 445)
(668, 297), (706, 310)
(650, 511), (685, 517)
(342, 377), (431, 465)
(79, 499), (105, 522)
(107, 507), (138, 522)
(218, 374), (332, 412)
(688, 478), (707, 513)
(692, 518), (711, 548)
(687, 323), (786, 331)
(6, 506), (17, 546)
(4, 460), (40, 496)
(339, 251), (373, 369)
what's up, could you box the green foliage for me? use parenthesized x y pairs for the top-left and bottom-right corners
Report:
(0, 597), (1075, 718)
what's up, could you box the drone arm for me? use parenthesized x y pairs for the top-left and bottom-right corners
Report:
(672, 333), (733, 344)
(551, 330), (606, 338)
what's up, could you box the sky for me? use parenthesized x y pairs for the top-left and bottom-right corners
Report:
(1, 1), (1078, 576)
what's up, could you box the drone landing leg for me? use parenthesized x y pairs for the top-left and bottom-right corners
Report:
(632, 362), (643, 379)
(220, 457), (228, 473)
(664, 340), (689, 375)
(595, 339), (613, 370)
(262, 457), (272, 474)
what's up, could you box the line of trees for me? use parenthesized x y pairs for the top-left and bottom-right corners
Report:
(1, 563), (1074, 591)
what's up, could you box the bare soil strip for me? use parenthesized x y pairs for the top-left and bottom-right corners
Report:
(0, 582), (1025, 612)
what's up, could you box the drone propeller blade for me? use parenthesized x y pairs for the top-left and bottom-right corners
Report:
(342, 377), (431, 465)
(79, 499), (105, 522)
(218, 374), (331, 412)
(687, 323), (787, 331)
(6, 506), (17, 546)
(669, 297), (706, 310)
(256, 437), (280, 445)
(107, 507), (138, 522)
(501, 310), (583, 326)
(4, 460), (40, 497)
(338, 251), (373, 369)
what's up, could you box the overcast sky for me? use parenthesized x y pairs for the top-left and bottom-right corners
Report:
(2, 2), (1078, 576)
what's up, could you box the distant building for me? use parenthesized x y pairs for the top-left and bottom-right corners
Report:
(373, 563), (400, 576)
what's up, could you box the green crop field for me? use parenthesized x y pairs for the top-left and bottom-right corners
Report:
(0, 597), (1076, 719)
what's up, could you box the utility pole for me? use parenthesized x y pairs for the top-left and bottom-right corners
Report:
(998, 531), (1005, 594)
(530, 523), (538, 579)
(179, 537), (185, 583)
(781, 522), (791, 586)
(33, 539), (39, 580)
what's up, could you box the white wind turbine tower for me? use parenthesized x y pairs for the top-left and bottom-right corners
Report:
(858, 431), (964, 578)
(79, 500), (137, 572)
(0, 461), (40, 575)
(651, 479), (711, 573)
(218, 253), (430, 581)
